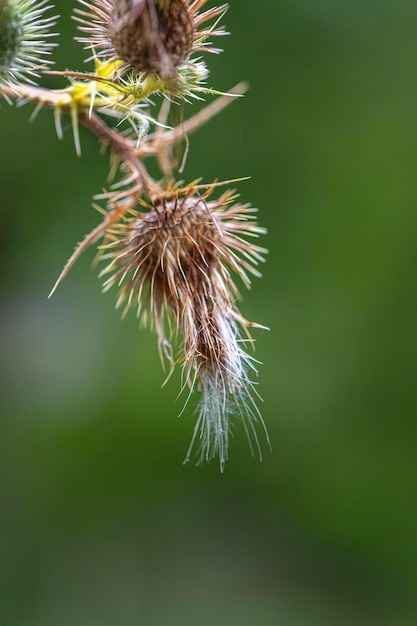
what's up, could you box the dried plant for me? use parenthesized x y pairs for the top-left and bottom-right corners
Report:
(0, 0), (269, 470)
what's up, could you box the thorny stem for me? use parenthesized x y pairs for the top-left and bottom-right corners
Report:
(78, 111), (162, 196)
(0, 81), (246, 188)
(137, 82), (247, 175)
(47, 111), (159, 297)
(140, 81), (248, 155)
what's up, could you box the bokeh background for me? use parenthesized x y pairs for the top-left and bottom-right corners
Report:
(1, 0), (417, 623)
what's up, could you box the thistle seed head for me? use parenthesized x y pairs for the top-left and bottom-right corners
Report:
(110, 0), (194, 77)
(76, 0), (228, 79)
(0, 0), (57, 84)
(98, 184), (269, 469)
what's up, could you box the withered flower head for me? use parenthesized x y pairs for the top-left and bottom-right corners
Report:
(98, 183), (269, 470)
(75, 0), (228, 78)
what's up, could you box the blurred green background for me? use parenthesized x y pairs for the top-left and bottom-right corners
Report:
(1, 0), (417, 623)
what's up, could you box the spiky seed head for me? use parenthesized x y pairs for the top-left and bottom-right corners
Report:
(0, 0), (21, 74)
(109, 0), (194, 78)
(75, 0), (228, 80)
(98, 184), (269, 469)
(0, 0), (57, 84)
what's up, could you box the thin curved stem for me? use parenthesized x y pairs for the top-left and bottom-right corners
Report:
(78, 111), (162, 195)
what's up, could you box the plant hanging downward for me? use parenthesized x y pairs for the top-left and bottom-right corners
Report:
(0, 0), (270, 470)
